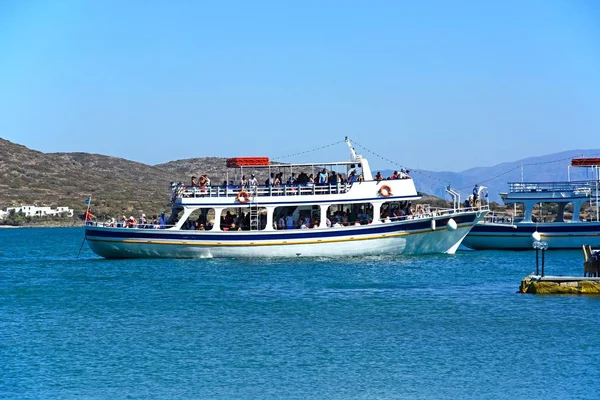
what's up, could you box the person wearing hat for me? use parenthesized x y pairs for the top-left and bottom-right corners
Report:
(139, 213), (146, 226)
(158, 211), (167, 229)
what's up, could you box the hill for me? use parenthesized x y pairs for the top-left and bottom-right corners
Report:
(0, 138), (176, 219)
(2, 137), (599, 222)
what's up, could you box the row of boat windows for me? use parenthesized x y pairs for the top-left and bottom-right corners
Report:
(175, 201), (422, 231)
(497, 202), (600, 223)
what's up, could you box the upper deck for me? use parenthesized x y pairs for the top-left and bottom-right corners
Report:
(172, 178), (420, 207)
(502, 180), (599, 202)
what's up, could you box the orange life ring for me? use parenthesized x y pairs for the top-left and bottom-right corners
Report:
(237, 190), (250, 203)
(379, 185), (392, 197)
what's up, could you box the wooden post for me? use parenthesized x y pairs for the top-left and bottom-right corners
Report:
(541, 249), (546, 277)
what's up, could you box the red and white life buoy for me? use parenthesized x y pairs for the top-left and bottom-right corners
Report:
(379, 185), (392, 197)
(237, 190), (250, 203)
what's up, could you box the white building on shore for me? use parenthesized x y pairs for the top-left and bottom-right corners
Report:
(1, 205), (74, 219)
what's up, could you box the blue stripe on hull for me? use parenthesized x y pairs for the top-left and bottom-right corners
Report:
(471, 223), (600, 234)
(86, 214), (476, 242)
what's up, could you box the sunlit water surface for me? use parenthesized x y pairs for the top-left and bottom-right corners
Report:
(1, 228), (598, 399)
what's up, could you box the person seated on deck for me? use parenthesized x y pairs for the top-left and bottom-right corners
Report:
(198, 175), (207, 189)
(341, 212), (349, 226)
(287, 173), (297, 185)
(326, 216), (332, 227)
(127, 216), (136, 228)
(357, 174), (364, 182)
(274, 173), (282, 186)
(308, 174), (315, 184)
(329, 172), (338, 185)
(304, 215), (311, 227)
(349, 170), (358, 183)
(198, 223), (205, 231)
(415, 205), (424, 216)
(300, 220), (308, 229)
(241, 175), (248, 187)
(375, 171), (383, 181)
(277, 215), (285, 230)
(390, 171), (400, 180)
(266, 173), (275, 186)
(191, 176), (197, 187)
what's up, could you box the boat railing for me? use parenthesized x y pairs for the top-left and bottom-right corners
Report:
(380, 204), (488, 222)
(85, 221), (179, 229)
(478, 211), (517, 225)
(172, 182), (355, 200)
(508, 181), (594, 195)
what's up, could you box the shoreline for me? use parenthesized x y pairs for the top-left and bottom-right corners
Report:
(0, 223), (83, 229)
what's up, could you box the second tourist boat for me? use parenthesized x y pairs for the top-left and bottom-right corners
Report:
(463, 157), (600, 250)
(85, 138), (488, 258)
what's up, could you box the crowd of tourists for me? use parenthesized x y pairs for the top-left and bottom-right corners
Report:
(184, 167), (412, 191)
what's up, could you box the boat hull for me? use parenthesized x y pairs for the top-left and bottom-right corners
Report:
(85, 212), (484, 259)
(463, 222), (600, 250)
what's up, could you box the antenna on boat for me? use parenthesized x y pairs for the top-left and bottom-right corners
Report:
(345, 136), (358, 161)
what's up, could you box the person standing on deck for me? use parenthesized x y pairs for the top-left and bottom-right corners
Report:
(472, 184), (479, 206)
(84, 208), (95, 222)
(158, 211), (167, 229)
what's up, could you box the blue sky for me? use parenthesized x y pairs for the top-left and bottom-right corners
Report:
(1, 0), (599, 171)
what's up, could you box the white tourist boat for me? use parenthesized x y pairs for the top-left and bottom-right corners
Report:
(85, 138), (488, 258)
(463, 158), (600, 250)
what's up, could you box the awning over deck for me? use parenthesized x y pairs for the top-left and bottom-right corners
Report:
(572, 158), (600, 167)
(226, 157), (270, 167)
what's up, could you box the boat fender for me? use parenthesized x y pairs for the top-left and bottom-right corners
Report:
(532, 231), (541, 241)
(237, 190), (250, 203)
(431, 219), (436, 231)
(379, 185), (392, 197)
(446, 218), (457, 231)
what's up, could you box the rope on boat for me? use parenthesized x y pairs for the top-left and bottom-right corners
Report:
(271, 140), (346, 161)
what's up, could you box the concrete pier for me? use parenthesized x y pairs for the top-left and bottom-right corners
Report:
(520, 275), (600, 295)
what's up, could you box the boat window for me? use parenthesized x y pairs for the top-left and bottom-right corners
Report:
(380, 201), (411, 222)
(580, 201), (599, 222)
(327, 203), (373, 226)
(562, 203), (574, 223)
(532, 202), (562, 223)
(182, 208), (215, 231)
(220, 206), (268, 231)
(273, 205), (320, 229)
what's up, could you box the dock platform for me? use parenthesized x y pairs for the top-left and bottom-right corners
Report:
(520, 275), (600, 295)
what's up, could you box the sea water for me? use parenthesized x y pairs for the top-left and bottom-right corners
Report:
(1, 228), (598, 399)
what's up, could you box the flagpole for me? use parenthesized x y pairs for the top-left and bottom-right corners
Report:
(77, 195), (92, 259)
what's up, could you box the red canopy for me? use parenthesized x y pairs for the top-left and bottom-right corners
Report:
(226, 157), (270, 167)
(571, 158), (600, 167)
